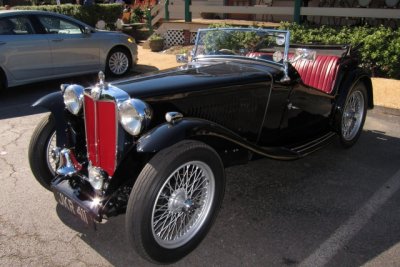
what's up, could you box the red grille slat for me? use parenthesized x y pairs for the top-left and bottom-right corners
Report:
(84, 95), (117, 176)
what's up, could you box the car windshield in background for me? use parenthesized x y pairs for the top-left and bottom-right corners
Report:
(193, 28), (290, 66)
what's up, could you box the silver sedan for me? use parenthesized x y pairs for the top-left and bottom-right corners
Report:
(0, 10), (138, 91)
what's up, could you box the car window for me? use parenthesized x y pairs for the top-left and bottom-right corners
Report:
(0, 17), (35, 35)
(38, 15), (83, 35)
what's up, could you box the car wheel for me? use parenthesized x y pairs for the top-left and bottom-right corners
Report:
(339, 82), (368, 148)
(0, 71), (6, 93)
(28, 114), (57, 190)
(125, 140), (225, 264)
(106, 48), (131, 76)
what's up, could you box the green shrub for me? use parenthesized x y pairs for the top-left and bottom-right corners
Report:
(279, 22), (400, 79)
(9, 4), (123, 28)
(206, 22), (399, 79)
(130, 7), (144, 23)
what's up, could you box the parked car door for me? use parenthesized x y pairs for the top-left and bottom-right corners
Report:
(0, 15), (53, 85)
(36, 14), (100, 76)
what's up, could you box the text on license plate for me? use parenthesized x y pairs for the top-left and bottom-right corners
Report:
(55, 192), (90, 225)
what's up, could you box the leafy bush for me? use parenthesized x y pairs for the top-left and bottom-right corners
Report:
(130, 7), (145, 23)
(207, 22), (400, 79)
(7, 4), (123, 28)
(279, 22), (400, 79)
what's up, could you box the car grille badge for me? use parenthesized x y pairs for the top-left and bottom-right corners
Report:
(91, 85), (102, 100)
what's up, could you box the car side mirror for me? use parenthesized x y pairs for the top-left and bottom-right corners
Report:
(176, 53), (189, 63)
(83, 27), (92, 35)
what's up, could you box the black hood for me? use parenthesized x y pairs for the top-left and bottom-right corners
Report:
(112, 60), (280, 100)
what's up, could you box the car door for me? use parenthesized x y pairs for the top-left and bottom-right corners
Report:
(0, 15), (53, 85)
(279, 83), (334, 145)
(36, 14), (100, 76)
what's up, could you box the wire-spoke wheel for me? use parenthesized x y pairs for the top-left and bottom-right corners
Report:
(46, 131), (57, 175)
(28, 114), (57, 190)
(106, 48), (131, 76)
(126, 140), (225, 264)
(152, 161), (215, 249)
(339, 82), (368, 147)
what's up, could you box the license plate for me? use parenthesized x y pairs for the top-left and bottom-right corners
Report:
(54, 191), (93, 226)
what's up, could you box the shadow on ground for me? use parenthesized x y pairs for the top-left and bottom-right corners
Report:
(54, 129), (400, 267)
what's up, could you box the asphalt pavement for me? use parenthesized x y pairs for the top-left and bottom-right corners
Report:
(0, 77), (400, 267)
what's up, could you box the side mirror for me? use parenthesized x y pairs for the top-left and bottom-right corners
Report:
(176, 53), (189, 63)
(84, 27), (92, 35)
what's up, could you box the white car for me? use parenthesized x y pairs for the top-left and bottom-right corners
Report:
(0, 10), (138, 91)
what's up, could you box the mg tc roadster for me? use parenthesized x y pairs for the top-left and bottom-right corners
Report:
(29, 28), (373, 263)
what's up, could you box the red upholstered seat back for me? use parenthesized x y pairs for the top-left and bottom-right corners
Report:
(246, 52), (340, 94)
(290, 55), (340, 94)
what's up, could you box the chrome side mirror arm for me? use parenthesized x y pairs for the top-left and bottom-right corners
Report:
(280, 61), (291, 83)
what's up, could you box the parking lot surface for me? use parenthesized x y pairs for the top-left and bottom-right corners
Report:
(0, 74), (399, 267)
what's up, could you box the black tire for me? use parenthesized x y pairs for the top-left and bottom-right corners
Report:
(0, 70), (6, 94)
(339, 82), (368, 148)
(126, 140), (225, 264)
(105, 47), (132, 77)
(28, 114), (57, 191)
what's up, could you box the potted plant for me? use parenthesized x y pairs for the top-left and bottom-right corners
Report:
(148, 33), (164, 52)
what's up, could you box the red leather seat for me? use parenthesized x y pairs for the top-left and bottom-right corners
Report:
(247, 52), (340, 94)
(290, 55), (340, 94)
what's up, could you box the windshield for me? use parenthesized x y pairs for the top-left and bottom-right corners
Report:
(193, 28), (290, 67)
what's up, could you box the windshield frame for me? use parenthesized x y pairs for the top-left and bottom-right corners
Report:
(193, 27), (291, 68)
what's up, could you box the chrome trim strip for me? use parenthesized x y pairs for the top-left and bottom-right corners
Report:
(292, 132), (336, 153)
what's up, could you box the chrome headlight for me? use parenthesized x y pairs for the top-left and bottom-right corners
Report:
(118, 98), (152, 136)
(63, 84), (84, 115)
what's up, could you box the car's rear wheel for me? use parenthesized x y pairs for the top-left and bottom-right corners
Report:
(106, 47), (131, 76)
(125, 140), (225, 264)
(339, 82), (368, 148)
(28, 114), (57, 190)
(0, 70), (6, 93)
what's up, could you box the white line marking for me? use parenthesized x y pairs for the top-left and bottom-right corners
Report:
(299, 168), (400, 267)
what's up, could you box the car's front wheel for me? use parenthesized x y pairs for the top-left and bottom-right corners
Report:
(106, 47), (131, 76)
(28, 114), (57, 190)
(125, 140), (225, 264)
(339, 82), (368, 148)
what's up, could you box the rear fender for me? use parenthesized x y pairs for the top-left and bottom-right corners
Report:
(32, 92), (68, 147)
(331, 68), (373, 132)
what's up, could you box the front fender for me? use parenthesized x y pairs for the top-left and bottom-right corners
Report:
(136, 118), (299, 160)
(32, 92), (68, 147)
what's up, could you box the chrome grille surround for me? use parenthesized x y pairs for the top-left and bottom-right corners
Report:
(83, 83), (130, 178)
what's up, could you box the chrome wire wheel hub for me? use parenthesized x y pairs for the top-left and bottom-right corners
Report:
(46, 131), (57, 175)
(109, 52), (129, 75)
(151, 161), (215, 249)
(342, 90), (365, 141)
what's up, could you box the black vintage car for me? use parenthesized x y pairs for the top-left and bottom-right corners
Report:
(29, 28), (373, 263)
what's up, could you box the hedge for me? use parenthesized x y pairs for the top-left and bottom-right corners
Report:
(209, 22), (400, 79)
(279, 22), (400, 79)
(2, 4), (124, 28)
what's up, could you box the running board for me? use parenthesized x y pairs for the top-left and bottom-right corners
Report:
(289, 132), (337, 156)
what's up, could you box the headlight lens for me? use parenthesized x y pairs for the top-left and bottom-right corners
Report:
(63, 84), (84, 115)
(118, 99), (152, 136)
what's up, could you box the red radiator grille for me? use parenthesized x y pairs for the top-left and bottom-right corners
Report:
(84, 95), (117, 176)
